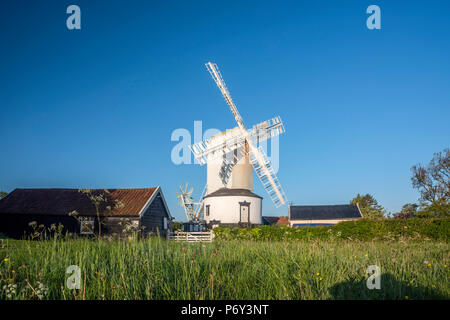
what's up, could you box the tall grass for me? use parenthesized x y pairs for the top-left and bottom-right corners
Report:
(0, 238), (448, 300)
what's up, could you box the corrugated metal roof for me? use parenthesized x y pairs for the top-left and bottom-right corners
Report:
(289, 204), (362, 220)
(0, 188), (157, 217)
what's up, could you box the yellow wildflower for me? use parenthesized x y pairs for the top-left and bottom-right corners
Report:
(319, 277), (323, 281)
(405, 296), (409, 300)
(427, 263), (431, 268)
(316, 272), (320, 276)
(3, 258), (8, 262)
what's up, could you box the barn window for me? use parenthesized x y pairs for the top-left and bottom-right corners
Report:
(80, 220), (94, 234)
(206, 205), (210, 217)
(163, 217), (167, 230)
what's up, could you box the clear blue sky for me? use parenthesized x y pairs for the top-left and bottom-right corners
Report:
(1, 0), (449, 221)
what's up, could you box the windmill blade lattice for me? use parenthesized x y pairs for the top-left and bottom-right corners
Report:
(201, 62), (288, 208)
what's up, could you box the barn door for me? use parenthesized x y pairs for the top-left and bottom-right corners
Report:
(239, 201), (250, 225)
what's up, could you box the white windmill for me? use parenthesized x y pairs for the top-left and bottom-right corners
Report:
(190, 62), (287, 227)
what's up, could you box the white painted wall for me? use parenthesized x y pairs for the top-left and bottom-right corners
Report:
(203, 196), (262, 225)
(206, 127), (253, 195)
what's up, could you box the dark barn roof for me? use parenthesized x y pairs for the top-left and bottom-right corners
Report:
(262, 216), (289, 225)
(203, 188), (262, 199)
(289, 204), (362, 220)
(0, 188), (158, 217)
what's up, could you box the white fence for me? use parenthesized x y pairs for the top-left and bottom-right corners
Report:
(168, 231), (214, 242)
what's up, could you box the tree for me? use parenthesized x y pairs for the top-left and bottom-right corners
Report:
(411, 148), (449, 217)
(0, 191), (7, 199)
(415, 199), (449, 218)
(76, 188), (124, 237)
(350, 193), (386, 219)
(393, 203), (418, 219)
(172, 221), (184, 231)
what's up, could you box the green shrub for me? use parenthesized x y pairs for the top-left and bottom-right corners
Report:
(213, 218), (450, 241)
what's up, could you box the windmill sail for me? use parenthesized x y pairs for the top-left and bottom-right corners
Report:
(176, 183), (205, 221)
(248, 116), (285, 144)
(190, 129), (246, 165)
(249, 144), (287, 207)
(202, 62), (288, 208)
(206, 62), (245, 129)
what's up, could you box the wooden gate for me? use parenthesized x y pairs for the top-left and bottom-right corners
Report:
(168, 231), (214, 242)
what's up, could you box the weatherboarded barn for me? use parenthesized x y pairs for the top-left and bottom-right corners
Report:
(0, 187), (172, 239)
(289, 204), (362, 227)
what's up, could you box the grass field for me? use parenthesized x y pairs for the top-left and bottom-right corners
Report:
(0, 238), (448, 300)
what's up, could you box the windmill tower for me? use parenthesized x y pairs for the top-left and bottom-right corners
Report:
(190, 62), (287, 227)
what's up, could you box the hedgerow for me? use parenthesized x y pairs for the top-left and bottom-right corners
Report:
(213, 218), (450, 241)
